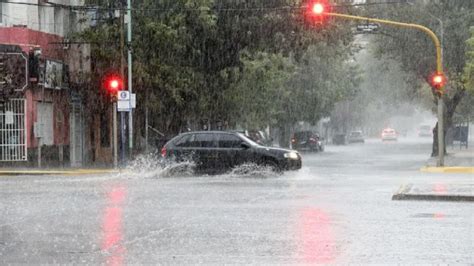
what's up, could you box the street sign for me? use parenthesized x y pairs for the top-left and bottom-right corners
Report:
(356, 23), (379, 32)
(118, 90), (130, 101)
(117, 91), (136, 112)
(117, 101), (131, 112)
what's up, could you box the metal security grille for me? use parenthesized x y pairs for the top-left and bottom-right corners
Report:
(0, 99), (27, 161)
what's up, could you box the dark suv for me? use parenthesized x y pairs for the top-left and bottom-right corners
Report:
(161, 131), (301, 174)
(291, 131), (324, 152)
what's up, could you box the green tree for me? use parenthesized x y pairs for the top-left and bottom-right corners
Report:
(368, 0), (474, 156)
(78, 0), (360, 150)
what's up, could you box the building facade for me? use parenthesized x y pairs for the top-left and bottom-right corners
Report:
(0, 0), (92, 167)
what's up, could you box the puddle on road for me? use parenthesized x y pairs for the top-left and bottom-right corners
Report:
(124, 154), (280, 179)
(410, 213), (453, 219)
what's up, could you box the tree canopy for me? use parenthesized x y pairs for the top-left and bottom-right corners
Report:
(77, 0), (360, 146)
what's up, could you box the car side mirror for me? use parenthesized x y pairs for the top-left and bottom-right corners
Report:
(241, 142), (251, 149)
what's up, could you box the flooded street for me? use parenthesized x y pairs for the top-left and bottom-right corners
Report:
(1, 138), (472, 264)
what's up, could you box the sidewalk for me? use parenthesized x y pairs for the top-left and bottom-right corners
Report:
(422, 143), (474, 173)
(0, 168), (120, 176)
(393, 143), (473, 202)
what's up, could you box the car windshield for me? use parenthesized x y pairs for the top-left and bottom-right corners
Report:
(2, 1), (472, 265)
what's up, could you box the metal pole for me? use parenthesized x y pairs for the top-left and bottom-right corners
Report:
(113, 102), (118, 168)
(437, 97), (444, 166)
(437, 18), (444, 166)
(119, 4), (127, 162)
(325, 12), (446, 166)
(145, 103), (149, 153)
(127, 0), (133, 153)
(121, 111), (125, 165)
(38, 137), (42, 168)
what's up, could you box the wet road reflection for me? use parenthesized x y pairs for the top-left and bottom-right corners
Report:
(297, 208), (335, 264)
(101, 184), (127, 266)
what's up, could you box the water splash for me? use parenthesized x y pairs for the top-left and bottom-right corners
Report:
(226, 163), (281, 178)
(124, 153), (196, 178)
(125, 154), (280, 178)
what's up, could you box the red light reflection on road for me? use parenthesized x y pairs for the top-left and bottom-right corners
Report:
(297, 208), (335, 264)
(101, 185), (127, 266)
(433, 183), (447, 195)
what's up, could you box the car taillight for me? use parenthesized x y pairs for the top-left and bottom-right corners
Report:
(161, 147), (167, 158)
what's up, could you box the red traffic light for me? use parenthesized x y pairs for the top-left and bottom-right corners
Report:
(430, 72), (446, 89)
(311, 3), (325, 15)
(305, 1), (330, 24)
(307, 1), (329, 16)
(104, 75), (124, 93)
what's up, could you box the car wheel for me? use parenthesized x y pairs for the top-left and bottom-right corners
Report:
(264, 160), (282, 173)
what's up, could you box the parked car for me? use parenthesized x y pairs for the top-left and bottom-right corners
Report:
(291, 131), (324, 152)
(332, 134), (346, 145)
(418, 125), (432, 137)
(161, 131), (301, 174)
(348, 131), (365, 143)
(381, 128), (397, 141)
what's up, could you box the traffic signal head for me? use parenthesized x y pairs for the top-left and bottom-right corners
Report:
(102, 74), (124, 101)
(306, 1), (330, 24)
(311, 2), (325, 15)
(105, 75), (123, 93)
(429, 72), (446, 90)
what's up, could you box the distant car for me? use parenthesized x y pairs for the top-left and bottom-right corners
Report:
(332, 134), (346, 145)
(418, 125), (432, 137)
(348, 131), (365, 143)
(291, 131), (324, 152)
(381, 128), (397, 141)
(161, 131), (301, 174)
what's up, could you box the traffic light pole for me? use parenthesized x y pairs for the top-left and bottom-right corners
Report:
(325, 12), (445, 166)
(113, 102), (118, 168)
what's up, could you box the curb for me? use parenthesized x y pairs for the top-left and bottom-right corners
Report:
(392, 184), (474, 202)
(420, 167), (474, 174)
(392, 193), (474, 202)
(0, 169), (120, 176)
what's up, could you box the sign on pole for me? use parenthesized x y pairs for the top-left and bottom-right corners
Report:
(117, 90), (130, 112)
(356, 23), (380, 33)
(117, 91), (136, 112)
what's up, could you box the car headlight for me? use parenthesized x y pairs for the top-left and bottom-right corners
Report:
(284, 152), (299, 160)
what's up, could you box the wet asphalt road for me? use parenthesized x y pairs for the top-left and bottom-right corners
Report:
(1, 138), (473, 264)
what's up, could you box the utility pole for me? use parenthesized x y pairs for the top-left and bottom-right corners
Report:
(127, 0), (134, 155)
(120, 3), (126, 165)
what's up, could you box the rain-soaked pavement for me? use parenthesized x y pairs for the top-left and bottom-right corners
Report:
(1, 138), (473, 264)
